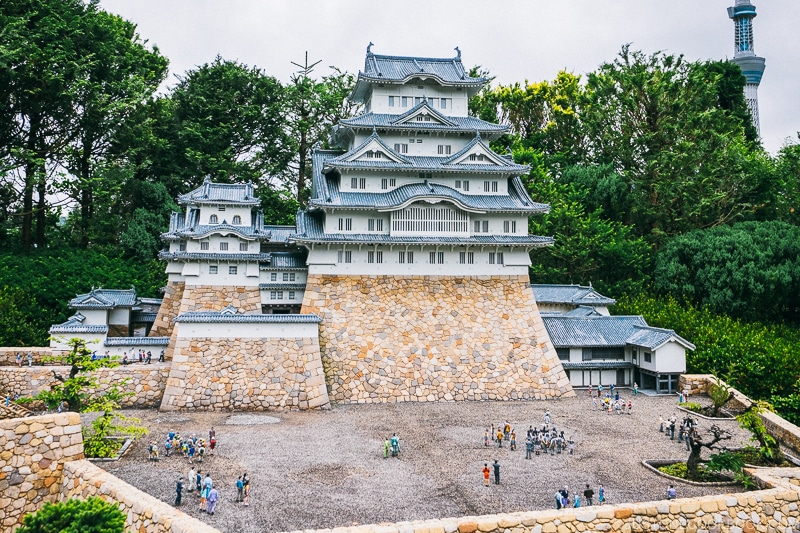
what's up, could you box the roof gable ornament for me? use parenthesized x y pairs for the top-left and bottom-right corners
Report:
(444, 135), (510, 167)
(389, 100), (456, 127)
(454, 46), (461, 60)
(220, 305), (238, 315)
(367, 42), (374, 55)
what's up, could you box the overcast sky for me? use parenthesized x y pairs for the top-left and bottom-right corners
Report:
(100, 0), (799, 155)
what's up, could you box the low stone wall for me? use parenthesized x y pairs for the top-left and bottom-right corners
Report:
(301, 275), (573, 403)
(282, 468), (800, 533)
(680, 374), (800, 457)
(0, 412), (83, 529)
(0, 347), (56, 367)
(0, 365), (169, 408)
(160, 336), (329, 411)
(61, 459), (221, 533)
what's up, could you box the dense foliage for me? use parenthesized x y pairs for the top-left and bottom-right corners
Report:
(17, 496), (126, 533)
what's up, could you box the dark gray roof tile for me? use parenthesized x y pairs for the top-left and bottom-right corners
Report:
(103, 337), (170, 346)
(531, 284), (617, 307)
(70, 288), (137, 309)
(178, 179), (260, 206)
(158, 251), (271, 262)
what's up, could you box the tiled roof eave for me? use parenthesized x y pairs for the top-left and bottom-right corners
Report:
(290, 235), (554, 247)
(174, 313), (322, 324)
(357, 73), (485, 87)
(308, 201), (548, 215)
(158, 252), (272, 262)
(340, 122), (508, 134)
(325, 163), (529, 174)
(49, 325), (109, 334)
(103, 337), (170, 346)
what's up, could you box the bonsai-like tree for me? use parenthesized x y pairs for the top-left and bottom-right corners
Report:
(686, 423), (732, 479)
(708, 381), (734, 418)
(17, 496), (125, 533)
(737, 400), (784, 465)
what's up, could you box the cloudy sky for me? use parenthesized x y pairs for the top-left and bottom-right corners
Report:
(100, 0), (799, 155)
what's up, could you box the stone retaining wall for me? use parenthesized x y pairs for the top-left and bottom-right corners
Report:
(149, 281), (184, 338)
(301, 275), (573, 403)
(0, 412), (83, 529)
(0, 347), (55, 367)
(61, 459), (221, 533)
(159, 336), (329, 411)
(0, 365), (169, 408)
(680, 374), (800, 457)
(280, 469), (800, 533)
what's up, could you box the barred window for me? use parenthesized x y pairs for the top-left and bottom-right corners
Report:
(392, 203), (468, 234)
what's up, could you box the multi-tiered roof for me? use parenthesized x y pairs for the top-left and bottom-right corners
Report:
(293, 47), (553, 250)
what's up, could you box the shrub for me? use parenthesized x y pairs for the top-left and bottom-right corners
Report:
(17, 497), (126, 533)
(683, 402), (703, 413)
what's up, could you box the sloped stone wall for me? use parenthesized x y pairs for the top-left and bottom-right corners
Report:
(0, 412), (83, 529)
(149, 281), (184, 338)
(0, 348), (53, 366)
(159, 336), (329, 411)
(301, 275), (573, 403)
(61, 460), (221, 533)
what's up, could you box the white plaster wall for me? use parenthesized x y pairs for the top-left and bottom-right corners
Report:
(653, 342), (687, 373)
(260, 288), (305, 305)
(190, 205), (253, 226)
(369, 85), (469, 116)
(79, 309), (108, 325)
(108, 308), (129, 326)
(336, 170), (511, 198)
(177, 321), (318, 339)
(184, 233), (257, 253)
(306, 246), (530, 276)
(260, 270), (308, 284)
(50, 333), (106, 354)
(188, 261), (260, 284)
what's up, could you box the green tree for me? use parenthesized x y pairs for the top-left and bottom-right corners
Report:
(35, 338), (117, 412)
(283, 57), (358, 205)
(18, 496), (125, 533)
(63, 8), (168, 246)
(168, 56), (291, 186)
(654, 221), (800, 323)
(581, 47), (766, 243)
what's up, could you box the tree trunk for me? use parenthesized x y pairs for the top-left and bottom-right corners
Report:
(686, 440), (703, 479)
(36, 172), (47, 247)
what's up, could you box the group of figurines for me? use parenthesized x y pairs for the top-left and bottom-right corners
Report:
(150, 428), (218, 462)
(659, 414), (697, 450)
(382, 434), (401, 458)
(484, 413), (575, 458)
(587, 383), (636, 415)
(555, 484), (607, 509)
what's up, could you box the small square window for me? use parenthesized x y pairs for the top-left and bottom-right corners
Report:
(201, 241), (209, 250)
(270, 273), (277, 281)
(381, 178), (388, 190)
(390, 178), (396, 186)
(179, 242), (186, 251)
(463, 181), (469, 191)
(277, 291), (283, 300)
(283, 273), (289, 281)
(209, 265), (218, 274)
(219, 242), (228, 251)
(289, 291), (295, 300)
(239, 242), (248, 251)
(644, 352), (652, 363)
(229, 266), (238, 275)
(289, 273), (296, 281)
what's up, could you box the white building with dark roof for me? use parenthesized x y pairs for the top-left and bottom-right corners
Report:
(533, 284), (695, 394)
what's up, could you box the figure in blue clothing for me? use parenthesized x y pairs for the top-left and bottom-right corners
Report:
(390, 433), (400, 457)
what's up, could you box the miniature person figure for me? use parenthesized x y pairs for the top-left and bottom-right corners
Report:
(484, 429), (489, 447)
(491, 423), (495, 441)
(634, 382), (639, 396)
(27, 352), (33, 367)
(188, 467), (195, 493)
(666, 484), (677, 499)
(555, 490), (563, 509)
(598, 484), (605, 505)
(175, 477), (183, 506)
(482, 463), (490, 486)
(583, 484), (594, 506)
(209, 437), (216, 455)
(236, 476), (244, 502)
(384, 436), (390, 458)
(573, 493), (581, 508)
(195, 469), (202, 493)
(391, 433), (400, 457)
(242, 472), (250, 506)
(525, 438), (533, 459)
(207, 486), (219, 515)
(492, 460), (500, 485)
(510, 431), (516, 451)
(496, 428), (504, 448)
(16, 353), (22, 367)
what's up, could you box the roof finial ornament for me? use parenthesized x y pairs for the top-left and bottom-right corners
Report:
(312, 140), (321, 151)
(475, 130), (482, 140)
(372, 125), (378, 136)
(203, 175), (211, 183)
(454, 46), (461, 60)
(367, 42), (374, 55)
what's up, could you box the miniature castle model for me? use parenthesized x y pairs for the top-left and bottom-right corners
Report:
(147, 46), (573, 410)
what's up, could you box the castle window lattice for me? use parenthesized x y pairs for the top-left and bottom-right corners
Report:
(392, 204), (468, 234)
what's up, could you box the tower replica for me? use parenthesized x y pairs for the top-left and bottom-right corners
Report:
(296, 46), (573, 403)
(728, 0), (766, 136)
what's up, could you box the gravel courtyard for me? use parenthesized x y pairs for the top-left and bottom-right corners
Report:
(99, 393), (754, 533)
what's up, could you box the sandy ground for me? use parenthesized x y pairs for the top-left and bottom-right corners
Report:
(97, 393), (754, 533)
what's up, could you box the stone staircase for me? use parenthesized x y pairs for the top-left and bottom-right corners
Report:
(0, 395), (34, 419)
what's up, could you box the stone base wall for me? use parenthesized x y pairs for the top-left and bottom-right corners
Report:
(107, 324), (129, 337)
(61, 460), (221, 533)
(301, 275), (573, 403)
(281, 469), (800, 533)
(0, 412), (83, 529)
(159, 336), (329, 411)
(149, 281), (185, 338)
(0, 348), (54, 367)
(0, 365), (170, 408)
